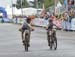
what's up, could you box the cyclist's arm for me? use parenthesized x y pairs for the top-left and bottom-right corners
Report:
(28, 24), (32, 28)
(19, 24), (24, 31)
(28, 23), (34, 29)
(19, 21), (25, 30)
(45, 24), (49, 29)
(24, 20), (34, 30)
(19, 22), (25, 28)
(53, 24), (59, 29)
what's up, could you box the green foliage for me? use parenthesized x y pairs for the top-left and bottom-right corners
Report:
(33, 0), (43, 8)
(16, 0), (29, 9)
(44, 0), (54, 8)
(60, 0), (64, 4)
(44, 0), (64, 8)
(16, 0), (64, 9)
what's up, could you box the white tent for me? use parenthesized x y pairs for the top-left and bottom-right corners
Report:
(56, 1), (62, 8)
(5, 7), (12, 18)
(5, 7), (39, 18)
(22, 7), (37, 16)
(5, 7), (12, 14)
(5, 7), (21, 18)
(12, 7), (21, 16)
(6, 7), (21, 15)
(55, 1), (63, 15)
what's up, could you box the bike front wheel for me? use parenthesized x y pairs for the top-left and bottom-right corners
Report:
(53, 37), (57, 50)
(24, 33), (29, 52)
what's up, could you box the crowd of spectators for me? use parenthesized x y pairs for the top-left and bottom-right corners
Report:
(41, 8), (75, 31)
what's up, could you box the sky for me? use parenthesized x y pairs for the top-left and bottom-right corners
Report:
(0, 0), (34, 8)
(0, 0), (17, 8)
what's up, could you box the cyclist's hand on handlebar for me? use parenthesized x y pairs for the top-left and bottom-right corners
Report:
(56, 26), (60, 29)
(31, 28), (35, 31)
(19, 28), (22, 32)
(31, 27), (35, 31)
(45, 27), (48, 30)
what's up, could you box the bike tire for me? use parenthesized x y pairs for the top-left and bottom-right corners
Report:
(24, 33), (29, 52)
(25, 43), (28, 52)
(50, 36), (53, 50)
(53, 37), (57, 50)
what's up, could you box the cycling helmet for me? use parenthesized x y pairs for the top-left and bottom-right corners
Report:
(26, 17), (31, 23)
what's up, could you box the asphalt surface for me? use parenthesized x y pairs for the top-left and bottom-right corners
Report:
(0, 23), (75, 57)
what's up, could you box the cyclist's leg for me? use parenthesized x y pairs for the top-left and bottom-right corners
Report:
(21, 30), (25, 43)
(47, 31), (50, 46)
(28, 30), (31, 47)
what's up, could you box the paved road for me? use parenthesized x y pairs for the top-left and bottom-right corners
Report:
(0, 23), (75, 57)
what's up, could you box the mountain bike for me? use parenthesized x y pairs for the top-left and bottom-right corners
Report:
(48, 29), (57, 50)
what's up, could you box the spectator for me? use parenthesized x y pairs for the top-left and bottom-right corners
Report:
(62, 12), (70, 31)
(69, 8), (74, 23)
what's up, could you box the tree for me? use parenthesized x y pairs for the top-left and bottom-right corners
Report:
(33, 0), (61, 8)
(16, 0), (29, 9)
(12, 4), (16, 7)
(44, 0), (53, 8)
(44, 0), (63, 8)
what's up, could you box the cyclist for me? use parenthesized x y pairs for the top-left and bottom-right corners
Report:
(46, 19), (57, 46)
(19, 17), (34, 47)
